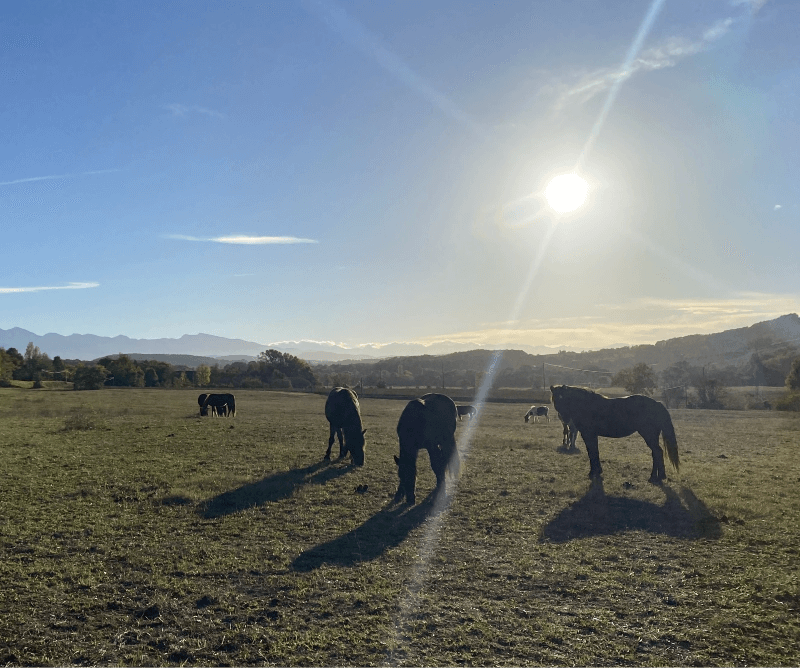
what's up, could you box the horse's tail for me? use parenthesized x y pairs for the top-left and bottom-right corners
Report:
(660, 410), (680, 473)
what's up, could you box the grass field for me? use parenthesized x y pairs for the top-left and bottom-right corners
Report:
(1, 387), (799, 666)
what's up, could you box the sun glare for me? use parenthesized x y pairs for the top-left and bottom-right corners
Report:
(545, 174), (589, 213)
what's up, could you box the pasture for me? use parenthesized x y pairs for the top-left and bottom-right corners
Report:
(1, 388), (799, 666)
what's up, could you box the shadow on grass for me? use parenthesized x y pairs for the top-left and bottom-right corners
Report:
(291, 493), (438, 572)
(200, 460), (354, 519)
(541, 479), (722, 542)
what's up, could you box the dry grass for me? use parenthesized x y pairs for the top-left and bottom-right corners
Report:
(1, 387), (798, 666)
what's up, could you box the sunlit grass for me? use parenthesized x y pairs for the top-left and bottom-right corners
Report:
(1, 387), (799, 665)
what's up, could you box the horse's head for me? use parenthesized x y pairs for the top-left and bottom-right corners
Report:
(393, 452), (416, 503)
(350, 429), (367, 466)
(200, 406), (209, 416)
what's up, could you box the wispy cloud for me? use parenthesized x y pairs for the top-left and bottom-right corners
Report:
(164, 103), (224, 119)
(556, 16), (735, 109)
(0, 282), (100, 294)
(165, 234), (318, 245)
(0, 169), (118, 187)
(774, 204), (782, 210)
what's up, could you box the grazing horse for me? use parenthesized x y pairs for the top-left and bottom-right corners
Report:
(201, 393), (236, 417)
(456, 405), (477, 420)
(558, 412), (578, 451)
(394, 393), (459, 505)
(324, 387), (367, 466)
(198, 394), (209, 415)
(550, 385), (679, 483)
(524, 405), (550, 423)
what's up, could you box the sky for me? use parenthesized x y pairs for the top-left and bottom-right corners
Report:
(2, 0), (799, 353)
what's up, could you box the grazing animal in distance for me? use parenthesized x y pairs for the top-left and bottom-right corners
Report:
(524, 405), (550, 423)
(558, 412), (578, 451)
(550, 385), (679, 483)
(198, 394), (209, 415)
(394, 393), (459, 505)
(324, 387), (367, 466)
(200, 393), (236, 417)
(456, 405), (477, 420)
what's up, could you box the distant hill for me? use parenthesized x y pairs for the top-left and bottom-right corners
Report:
(2, 314), (799, 377)
(94, 353), (256, 368)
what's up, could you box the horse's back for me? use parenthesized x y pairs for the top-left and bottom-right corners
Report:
(325, 387), (361, 425)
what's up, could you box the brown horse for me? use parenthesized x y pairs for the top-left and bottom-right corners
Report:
(324, 387), (366, 466)
(394, 393), (459, 505)
(550, 385), (679, 483)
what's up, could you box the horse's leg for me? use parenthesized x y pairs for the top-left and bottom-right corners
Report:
(582, 431), (602, 478)
(325, 424), (336, 459)
(336, 428), (347, 458)
(643, 431), (666, 483)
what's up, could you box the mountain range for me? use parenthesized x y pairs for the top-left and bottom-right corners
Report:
(0, 328), (560, 362)
(2, 314), (800, 370)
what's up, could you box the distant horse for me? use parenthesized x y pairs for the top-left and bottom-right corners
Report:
(550, 385), (679, 483)
(324, 387), (367, 466)
(456, 405), (477, 420)
(558, 412), (578, 451)
(198, 394), (209, 415)
(201, 393), (236, 417)
(524, 405), (550, 423)
(394, 393), (459, 505)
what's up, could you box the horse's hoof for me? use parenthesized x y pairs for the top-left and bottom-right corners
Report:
(324, 454), (330, 460)
(393, 491), (404, 503)
(407, 495), (416, 505)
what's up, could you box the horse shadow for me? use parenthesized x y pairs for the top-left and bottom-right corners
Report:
(541, 479), (722, 542)
(292, 493), (439, 572)
(200, 460), (354, 519)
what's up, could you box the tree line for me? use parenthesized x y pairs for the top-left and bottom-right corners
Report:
(0, 344), (317, 391)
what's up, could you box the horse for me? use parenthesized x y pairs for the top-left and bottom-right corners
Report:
(324, 387), (367, 466)
(558, 412), (578, 451)
(201, 393), (236, 417)
(394, 393), (460, 505)
(524, 405), (550, 423)
(550, 385), (679, 483)
(198, 393), (209, 415)
(456, 405), (477, 420)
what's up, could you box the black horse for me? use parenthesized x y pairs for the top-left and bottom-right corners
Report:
(524, 405), (549, 423)
(324, 387), (366, 466)
(200, 393), (236, 417)
(456, 405), (477, 420)
(198, 393), (209, 413)
(550, 385), (679, 483)
(394, 393), (459, 505)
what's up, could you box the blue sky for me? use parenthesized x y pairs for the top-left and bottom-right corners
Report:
(3, 0), (798, 352)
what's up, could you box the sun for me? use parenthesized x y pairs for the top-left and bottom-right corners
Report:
(545, 173), (589, 213)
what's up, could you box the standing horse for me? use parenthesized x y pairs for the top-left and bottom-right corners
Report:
(324, 387), (367, 466)
(456, 405), (477, 420)
(201, 393), (236, 417)
(524, 405), (550, 423)
(394, 393), (459, 505)
(550, 385), (679, 483)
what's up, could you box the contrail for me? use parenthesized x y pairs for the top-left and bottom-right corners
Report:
(0, 169), (118, 187)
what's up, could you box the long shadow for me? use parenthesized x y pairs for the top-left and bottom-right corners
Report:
(541, 479), (722, 542)
(292, 494), (438, 572)
(200, 460), (354, 519)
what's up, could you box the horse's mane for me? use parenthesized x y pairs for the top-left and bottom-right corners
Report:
(561, 385), (609, 399)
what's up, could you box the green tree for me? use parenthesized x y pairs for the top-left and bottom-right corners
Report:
(144, 367), (159, 387)
(612, 363), (657, 396)
(785, 357), (800, 392)
(195, 364), (211, 387)
(73, 365), (108, 390)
